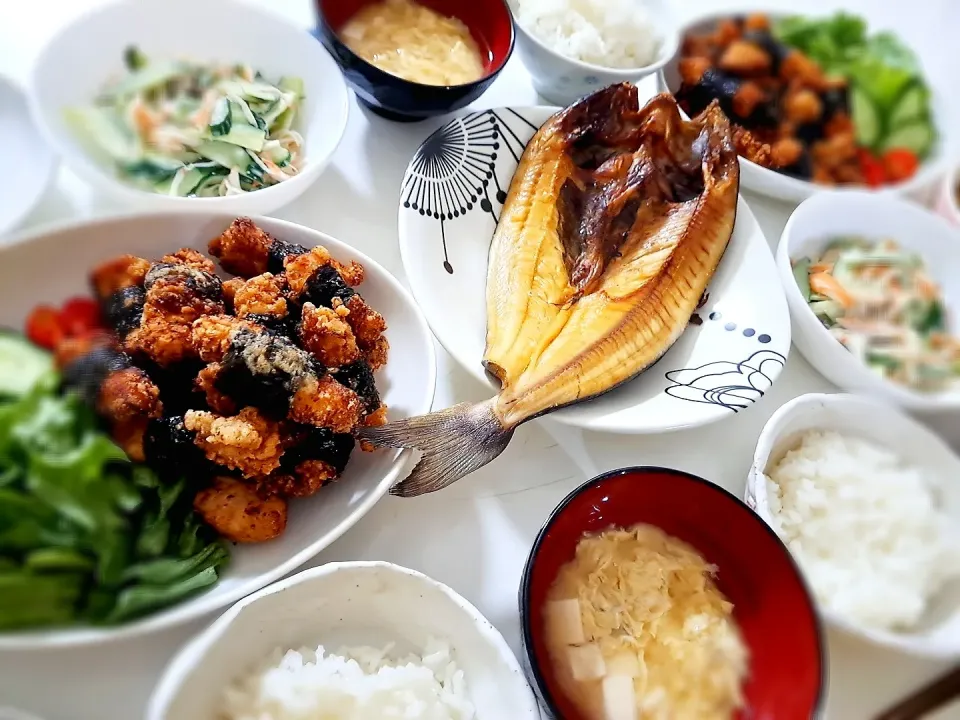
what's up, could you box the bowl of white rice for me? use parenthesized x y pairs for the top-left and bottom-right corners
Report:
(146, 561), (540, 720)
(747, 392), (960, 658)
(508, 0), (680, 107)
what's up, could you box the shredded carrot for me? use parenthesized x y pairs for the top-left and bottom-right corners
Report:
(809, 262), (833, 274)
(810, 272), (854, 308)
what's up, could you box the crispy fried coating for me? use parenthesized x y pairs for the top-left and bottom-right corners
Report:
(222, 277), (244, 308)
(184, 407), (285, 478)
(191, 314), (260, 363)
(231, 273), (288, 318)
(363, 405), (388, 428)
(208, 218), (273, 277)
(90, 255), (152, 299)
(98, 367), (163, 423)
(284, 247), (365, 296)
(54, 330), (115, 369)
(299, 302), (360, 368)
(112, 418), (148, 463)
(125, 306), (195, 366)
(193, 476), (287, 543)
(343, 295), (389, 369)
(162, 248), (216, 273)
(263, 460), (338, 499)
(289, 375), (362, 433)
(195, 363), (236, 415)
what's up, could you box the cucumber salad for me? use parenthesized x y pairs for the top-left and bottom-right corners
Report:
(793, 237), (960, 393)
(65, 47), (305, 198)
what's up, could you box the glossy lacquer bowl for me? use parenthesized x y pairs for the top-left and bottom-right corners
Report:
(520, 467), (825, 720)
(314, 0), (515, 122)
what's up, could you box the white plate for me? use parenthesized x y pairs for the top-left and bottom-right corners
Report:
(657, 13), (949, 205)
(147, 562), (541, 720)
(398, 106), (791, 434)
(0, 76), (56, 237)
(0, 212), (436, 649)
(29, 0), (349, 217)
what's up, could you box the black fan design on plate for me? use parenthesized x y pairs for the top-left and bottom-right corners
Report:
(402, 109), (539, 273)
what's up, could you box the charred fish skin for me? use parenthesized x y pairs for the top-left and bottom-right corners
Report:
(362, 86), (740, 497)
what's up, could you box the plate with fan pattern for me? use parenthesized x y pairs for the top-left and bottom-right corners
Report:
(397, 105), (792, 434)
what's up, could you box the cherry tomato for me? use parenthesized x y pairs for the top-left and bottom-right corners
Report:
(25, 306), (66, 351)
(857, 149), (886, 188)
(882, 148), (921, 184)
(59, 296), (103, 337)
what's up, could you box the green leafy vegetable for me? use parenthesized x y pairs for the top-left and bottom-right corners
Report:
(775, 13), (937, 157)
(0, 355), (229, 631)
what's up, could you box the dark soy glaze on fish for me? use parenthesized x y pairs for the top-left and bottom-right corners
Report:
(102, 286), (145, 339)
(281, 425), (355, 475)
(333, 360), (381, 414)
(266, 239), (308, 274)
(301, 265), (356, 309)
(143, 415), (207, 479)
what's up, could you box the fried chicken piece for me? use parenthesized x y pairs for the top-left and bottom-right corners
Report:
(90, 255), (152, 299)
(264, 460), (338, 499)
(54, 330), (114, 369)
(184, 407), (285, 478)
(284, 247), (364, 298)
(208, 218), (274, 277)
(783, 88), (823, 125)
(125, 306), (195, 366)
(718, 40), (771, 76)
(194, 476), (287, 543)
(743, 13), (770, 31)
(678, 56), (711, 86)
(231, 273), (288, 319)
(112, 418), (148, 463)
(731, 81), (766, 120)
(195, 363), (236, 415)
(289, 375), (362, 432)
(191, 314), (261, 363)
(299, 302), (360, 368)
(733, 126), (772, 166)
(222, 278), (244, 308)
(98, 366), (163, 423)
(770, 137), (805, 168)
(780, 51), (825, 88)
(162, 248), (216, 273)
(343, 295), (388, 367)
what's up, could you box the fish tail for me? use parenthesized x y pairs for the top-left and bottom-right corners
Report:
(358, 399), (513, 497)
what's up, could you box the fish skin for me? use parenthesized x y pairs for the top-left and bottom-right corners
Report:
(360, 86), (740, 497)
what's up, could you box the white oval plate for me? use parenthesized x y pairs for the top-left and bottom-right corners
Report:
(0, 75), (56, 238)
(0, 212), (436, 649)
(398, 106), (791, 434)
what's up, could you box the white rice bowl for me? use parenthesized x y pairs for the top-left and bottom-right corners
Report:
(515, 0), (661, 69)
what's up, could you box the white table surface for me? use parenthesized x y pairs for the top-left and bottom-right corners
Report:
(1, 0), (959, 718)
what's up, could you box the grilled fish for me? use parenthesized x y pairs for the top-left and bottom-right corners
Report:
(361, 84), (740, 497)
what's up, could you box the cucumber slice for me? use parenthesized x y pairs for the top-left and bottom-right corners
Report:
(888, 82), (930, 129)
(217, 123), (266, 151)
(279, 77), (304, 99)
(0, 332), (54, 399)
(64, 107), (141, 163)
(107, 61), (183, 98)
(882, 121), (935, 158)
(195, 140), (252, 170)
(792, 257), (812, 301)
(209, 97), (231, 137)
(851, 85), (882, 149)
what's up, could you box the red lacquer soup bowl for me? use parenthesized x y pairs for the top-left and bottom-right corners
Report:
(520, 466), (825, 720)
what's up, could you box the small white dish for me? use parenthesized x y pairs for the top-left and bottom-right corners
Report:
(398, 105), (791, 434)
(508, 0), (680, 107)
(778, 191), (960, 412)
(29, 0), (349, 217)
(147, 562), (541, 720)
(0, 212), (436, 649)
(747, 392), (960, 658)
(0, 76), (56, 237)
(657, 12), (949, 205)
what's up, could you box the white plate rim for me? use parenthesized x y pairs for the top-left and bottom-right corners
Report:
(0, 209), (438, 650)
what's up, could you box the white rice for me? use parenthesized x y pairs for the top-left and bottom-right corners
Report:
(221, 638), (476, 720)
(764, 430), (960, 631)
(515, 0), (661, 69)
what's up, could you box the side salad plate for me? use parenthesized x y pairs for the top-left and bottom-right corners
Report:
(398, 105), (791, 434)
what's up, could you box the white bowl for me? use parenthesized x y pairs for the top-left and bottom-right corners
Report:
(0, 212), (436, 649)
(935, 158), (960, 227)
(657, 12), (949, 204)
(28, 0), (349, 216)
(747, 393), (960, 658)
(778, 190), (960, 412)
(147, 562), (541, 720)
(508, 0), (680, 107)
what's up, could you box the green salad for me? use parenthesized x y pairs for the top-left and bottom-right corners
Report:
(775, 12), (936, 160)
(65, 46), (305, 198)
(0, 344), (228, 630)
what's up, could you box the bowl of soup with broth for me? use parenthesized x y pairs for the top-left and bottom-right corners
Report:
(315, 0), (515, 122)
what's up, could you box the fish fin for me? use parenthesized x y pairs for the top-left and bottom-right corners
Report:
(358, 399), (513, 497)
